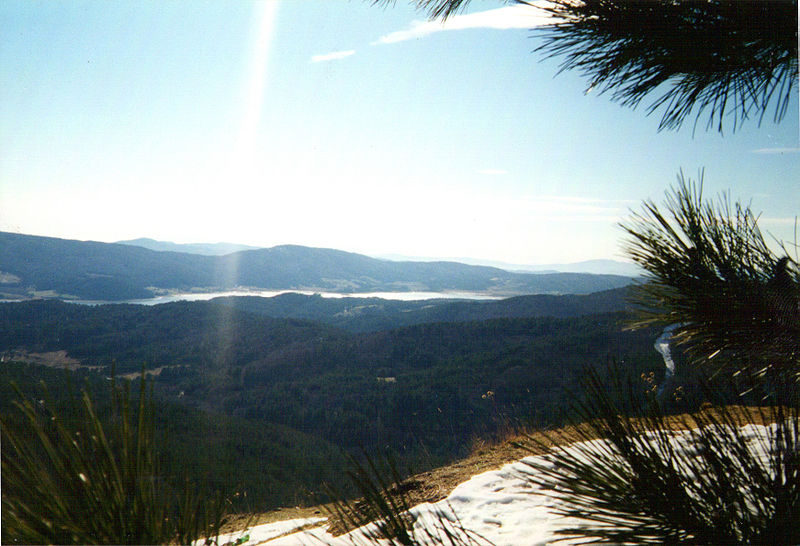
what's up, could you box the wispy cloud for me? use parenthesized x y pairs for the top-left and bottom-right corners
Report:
(751, 147), (800, 154)
(509, 195), (634, 222)
(372, 4), (553, 45)
(310, 49), (356, 63)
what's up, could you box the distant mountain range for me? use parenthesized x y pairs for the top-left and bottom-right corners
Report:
(116, 238), (261, 256)
(377, 254), (643, 277)
(120, 238), (641, 276)
(0, 232), (637, 301)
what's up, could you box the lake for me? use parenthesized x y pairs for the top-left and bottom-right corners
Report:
(73, 289), (504, 306)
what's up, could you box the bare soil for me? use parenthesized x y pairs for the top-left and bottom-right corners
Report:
(2, 349), (85, 370)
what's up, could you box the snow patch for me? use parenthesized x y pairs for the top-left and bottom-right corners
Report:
(258, 423), (776, 545)
(195, 517), (324, 546)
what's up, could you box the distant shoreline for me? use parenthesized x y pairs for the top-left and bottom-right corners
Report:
(1, 288), (508, 306)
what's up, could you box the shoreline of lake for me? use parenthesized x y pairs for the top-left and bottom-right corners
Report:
(2, 289), (507, 306)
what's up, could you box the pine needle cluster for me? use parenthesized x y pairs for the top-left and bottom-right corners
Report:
(380, 0), (798, 134)
(535, 0), (798, 133)
(621, 172), (800, 383)
(518, 177), (800, 543)
(1, 377), (227, 545)
(326, 453), (488, 545)
(521, 366), (800, 544)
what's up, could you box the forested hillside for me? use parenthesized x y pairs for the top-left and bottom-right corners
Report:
(0, 361), (351, 511)
(211, 287), (631, 332)
(0, 231), (635, 301)
(0, 299), (344, 374)
(0, 297), (664, 511)
(0, 232), (213, 300)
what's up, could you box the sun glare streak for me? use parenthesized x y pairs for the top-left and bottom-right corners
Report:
(235, 0), (280, 166)
(217, 0), (280, 367)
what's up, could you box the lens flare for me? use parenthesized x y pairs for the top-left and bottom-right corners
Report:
(217, 0), (280, 368)
(235, 0), (280, 166)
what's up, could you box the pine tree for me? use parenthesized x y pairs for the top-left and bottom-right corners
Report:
(622, 172), (800, 383)
(380, 0), (798, 133)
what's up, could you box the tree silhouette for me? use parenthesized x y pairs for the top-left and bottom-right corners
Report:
(622, 172), (800, 383)
(381, 0), (798, 133)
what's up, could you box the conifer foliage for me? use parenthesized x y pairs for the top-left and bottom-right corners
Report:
(535, 0), (798, 132)
(519, 181), (800, 543)
(384, 0), (798, 133)
(621, 173), (800, 382)
(1, 377), (227, 545)
(522, 365), (800, 544)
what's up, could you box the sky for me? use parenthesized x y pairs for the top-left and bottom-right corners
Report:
(1, 0), (798, 266)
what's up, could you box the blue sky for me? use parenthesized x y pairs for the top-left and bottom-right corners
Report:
(1, 1), (798, 265)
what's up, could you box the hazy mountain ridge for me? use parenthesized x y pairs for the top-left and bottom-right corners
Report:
(116, 237), (262, 256)
(0, 232), (635, 301)
(378, 253), (643, 277)
(123, 239), (642, 276)
(0, 232), (214, 300)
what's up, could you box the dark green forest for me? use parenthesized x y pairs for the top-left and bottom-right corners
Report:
(0, 362), (351, 511)
(211, 287), (631, 332)
(0, 296), (664, 511)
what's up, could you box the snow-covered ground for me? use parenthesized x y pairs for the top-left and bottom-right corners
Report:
(198, 517), (326, 546)
(215, 423), (776, 546)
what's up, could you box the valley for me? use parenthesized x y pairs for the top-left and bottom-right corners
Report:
(0, 288), (663, 513)
(3, 0), (795, 541)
